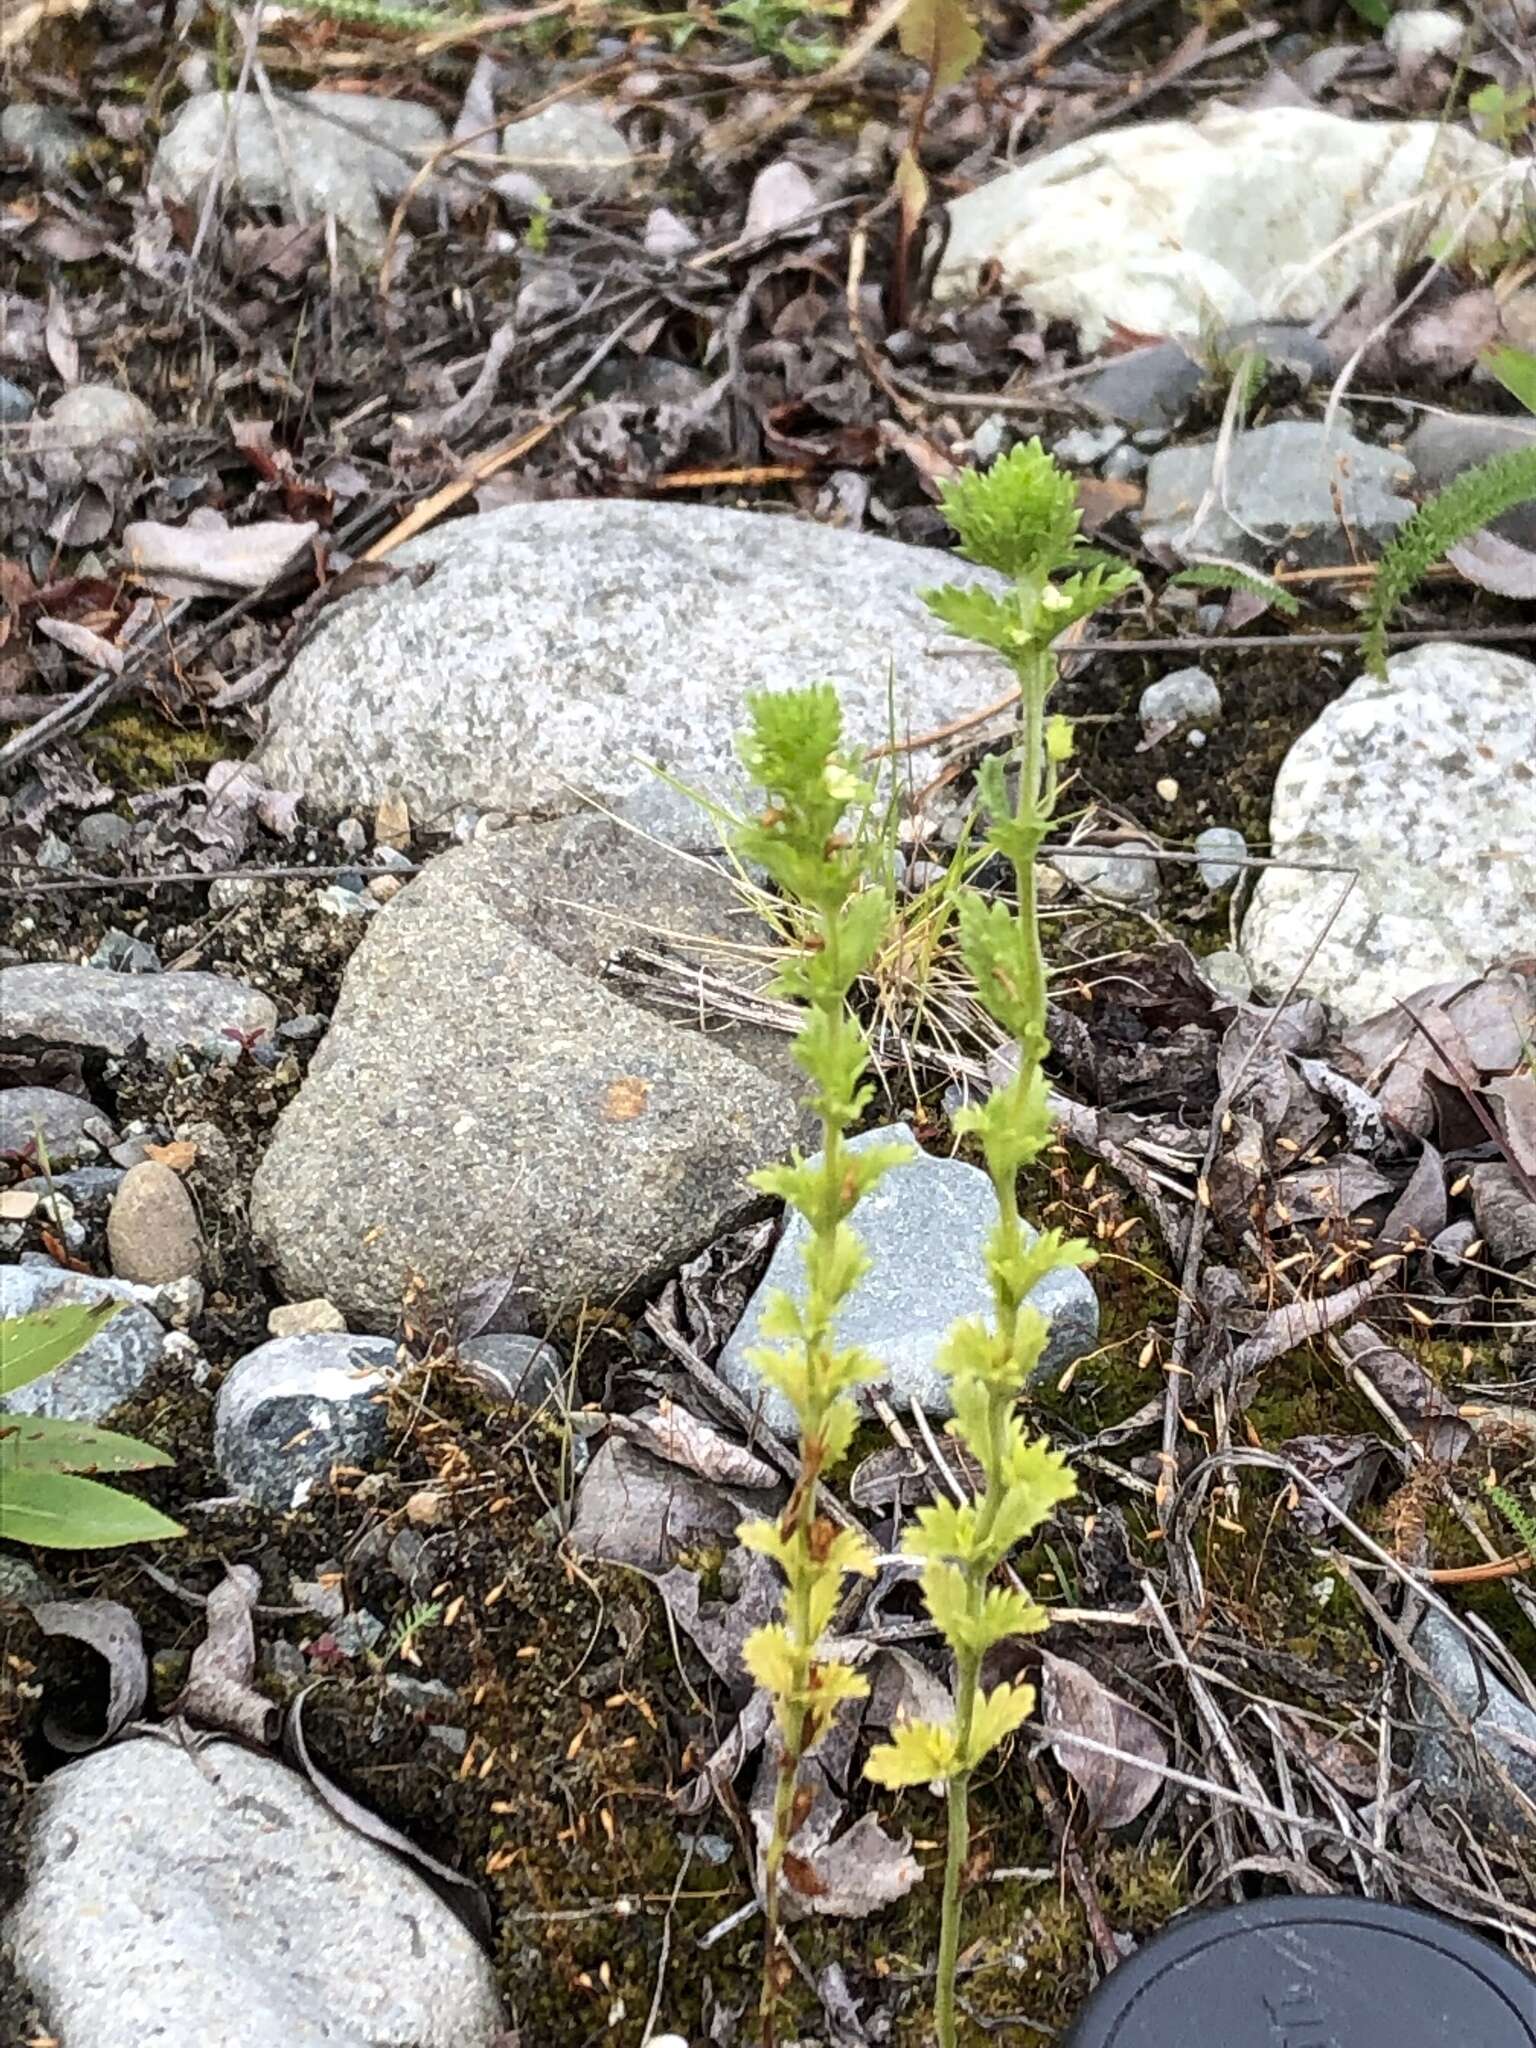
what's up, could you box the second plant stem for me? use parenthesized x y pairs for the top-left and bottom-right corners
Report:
(933, 652), (1054, 2048)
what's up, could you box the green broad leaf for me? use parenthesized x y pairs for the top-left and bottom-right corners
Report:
(1343, 0), (1389, 27)
(0, 1302), (119, 1397)
(743, 1622), (799, 1697)
(1484, 345), (1536, 416)
(0, 1412), (174, 1476)
(897, 0), (982, 87)
(921, 582), (1026, 659)
(963, 1678), (1035, 1766)
(865, 1715), (958, 1788)
(0, 1470), (184, 1550)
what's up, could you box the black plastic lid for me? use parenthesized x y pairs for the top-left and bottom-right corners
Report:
(1066, 1896), (1536, 2047)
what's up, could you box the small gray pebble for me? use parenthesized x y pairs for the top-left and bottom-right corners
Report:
(1052, 423), (1124, 466)
(76, 812), (132, 858)
(1194, 825), (1247, 892)
(89, 929), (161, 975)
(336, 817), (367, 857)
(1139, 666), (1222, 732)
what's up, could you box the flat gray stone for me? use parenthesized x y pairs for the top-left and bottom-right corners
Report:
(0, 1265), (164, 1422)
(0, 1087), (114, 1169)
(1405, 412), (1536, 551)
(152, 91), (447, 260)
(1, 1739), (504, 2048)
(249, 838), (801, 1333)
(1078, 345), (1204, 432)
(11, 1166), (125, 1222)
(0, 963), (276, 1061)
(256, 500), (1009, 845)
(718, 1123), (1099, 1434)
(1241, 644), (1536, 1022)
(1142, 422), (1414, 566)
(214, 1334), (397, 1510)
(500, 99), (632, 201)
(1411, 1610), (1536, 1838)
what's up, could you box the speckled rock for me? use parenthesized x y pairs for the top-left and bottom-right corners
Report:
(1, 1738), (505, 2047)
(1142, 422), (1414, 567)
(1411, 1610), (1536, 1837)
(256, 501), (1009, 846)
(719, 1123), (1099, 1434)
(1241, 644), (1536, 1021)
(0, 963), (276, 1061)
(153, 91), (447, 260)
(213, 1334), (397, 1509)
(1140, 666), (1221, 732)
(107, 1161), (201, 1285)
(936, 107), (1517, 346)
(500, 99), (632, 200)
(457, 1333), (566, 1411)
(249, 837), (801, 1333)
(266, 1297), (347, 1338)
(0, 1265), (164, 1422)
(0, 1087), (114, 1169)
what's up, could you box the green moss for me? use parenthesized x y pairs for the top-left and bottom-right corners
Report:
(82, 706), (235, 790)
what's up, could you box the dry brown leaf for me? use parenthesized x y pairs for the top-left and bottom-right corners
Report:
(779, 1813), (922, 1918)
(1447, 529), (1536, 598)
(174, 1565), (277, 1746)
(1040, 1650), (1167, 1830)
(31, 1598), (147, 1752)
(122, 517), (319, 598)
(144, 1139), (199, 1173)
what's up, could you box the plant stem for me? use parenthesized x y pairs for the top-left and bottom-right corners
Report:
(758, 981), (842, 2043)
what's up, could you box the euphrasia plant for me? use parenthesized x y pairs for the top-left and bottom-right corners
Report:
(731, 687), (912, 2041)
(863, 441), (1137, 2048)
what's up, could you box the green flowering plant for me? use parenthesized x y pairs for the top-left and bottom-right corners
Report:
(863, 441), (1136, 2048)
(730, 685), (912, 2042)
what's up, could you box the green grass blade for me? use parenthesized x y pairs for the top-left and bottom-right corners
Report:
(0, 1412), (174, 1476)
(0, 1302), (120, 1397)
(0, 1471), (184, 1549)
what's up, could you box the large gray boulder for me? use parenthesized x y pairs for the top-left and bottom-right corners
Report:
(2, 1739), (504, 2048)
(256, 501), (1007, 844)
(936, 107), (1517, 347)
(1241, 644), (1536, 1022)
(250, 830), (801, 1332)
(719, 1123), (1099, 1434)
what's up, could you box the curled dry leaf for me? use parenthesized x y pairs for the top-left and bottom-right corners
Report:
(1276, 1434), (1385, 1535)
(780, 1812), (922, 1919)
(1332, 1322), (1471, 1463)
(1039, 1650), (1167, 1830)
(1446, 530), (1536, 599)
(174, 1564), (278, 1746)
(609, 1400), (779, 1490)
(1377, 1140), (1447, 1252)
(35, 614), (124, 673)
(31, 1597), (147, 1752)
(1224, 1271), (1390, 1379)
